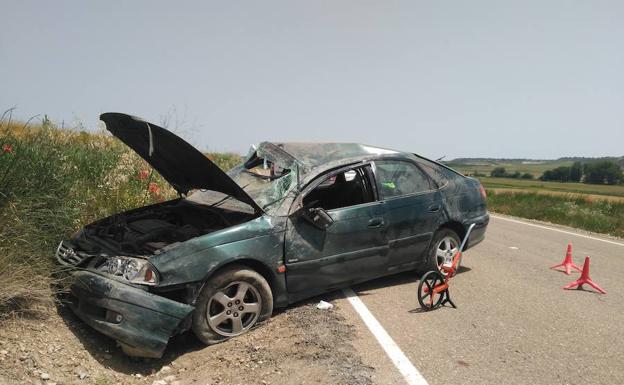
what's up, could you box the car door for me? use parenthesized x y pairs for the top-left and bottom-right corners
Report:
(284, 164), (389, 299)
(373, 159), (443, 269)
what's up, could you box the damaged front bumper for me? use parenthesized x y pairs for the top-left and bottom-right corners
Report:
(68, 270), (194, 358)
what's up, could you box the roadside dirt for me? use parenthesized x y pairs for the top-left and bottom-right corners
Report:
(0, 296), (373, 385)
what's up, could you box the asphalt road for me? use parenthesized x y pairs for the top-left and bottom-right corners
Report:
(335, 215), (624, 385)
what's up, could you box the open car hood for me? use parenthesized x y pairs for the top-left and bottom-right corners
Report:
(100, 112), (263, 213)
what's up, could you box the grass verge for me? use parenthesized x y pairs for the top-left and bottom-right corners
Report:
(487, 190), (624, 238)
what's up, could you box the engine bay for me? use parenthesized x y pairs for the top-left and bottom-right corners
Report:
(75, 199), (255, 256)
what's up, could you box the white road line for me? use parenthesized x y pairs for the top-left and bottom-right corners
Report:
(491, 215), (624, 247)
(342, 287), (429, 385)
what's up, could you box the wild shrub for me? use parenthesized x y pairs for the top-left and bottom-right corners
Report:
(490, 167), (507, 178)
(584, 161), (623, 185)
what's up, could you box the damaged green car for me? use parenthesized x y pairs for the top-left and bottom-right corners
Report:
(57, 113), (489, 358)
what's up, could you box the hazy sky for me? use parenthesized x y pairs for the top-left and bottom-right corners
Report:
(2, 1), (623, 159)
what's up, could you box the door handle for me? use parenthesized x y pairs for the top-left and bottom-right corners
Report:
(368, 217), (385, 228)
(429, 205), (440, 213)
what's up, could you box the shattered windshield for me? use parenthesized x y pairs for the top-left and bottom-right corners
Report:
(187, 144), (300, 215)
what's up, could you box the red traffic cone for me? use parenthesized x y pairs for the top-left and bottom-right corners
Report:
(563, 256), (606, 294)
(550, 243), (582, 275)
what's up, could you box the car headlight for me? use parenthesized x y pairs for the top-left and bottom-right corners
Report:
(99, 257), (159, 286)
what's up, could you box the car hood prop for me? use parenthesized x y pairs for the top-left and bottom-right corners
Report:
(100, 112), (263, 214)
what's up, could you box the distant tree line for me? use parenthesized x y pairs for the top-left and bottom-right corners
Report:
(490, 167), (534, 179)
(540, 162), (583, 182)
(582, 161), (623, 185)
(487, 161), (623, 185)
(540, 161), (623, 184)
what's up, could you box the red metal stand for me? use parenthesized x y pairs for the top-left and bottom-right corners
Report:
(417, 223), (477, 311)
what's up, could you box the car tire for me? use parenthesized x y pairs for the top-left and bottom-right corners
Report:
(192, 265), (273, 345)
(418, 228), (462, 276)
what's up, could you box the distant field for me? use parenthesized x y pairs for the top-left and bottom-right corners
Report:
(486, 188), (624, 203)
(478, 177), (624, 198)
(446, 160), (574, 177)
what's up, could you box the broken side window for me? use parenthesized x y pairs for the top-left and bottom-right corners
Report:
(303, 166), (374, 211)
(374, 160), (432, 198)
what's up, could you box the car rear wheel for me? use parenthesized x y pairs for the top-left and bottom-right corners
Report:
(192, 265), (273, 345)
(419, 228), (461, 276)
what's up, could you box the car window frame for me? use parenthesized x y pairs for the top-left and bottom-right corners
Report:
(289, 162), (379, 215)
(371, 158), (438, 200)
(413, 158), (450, 190)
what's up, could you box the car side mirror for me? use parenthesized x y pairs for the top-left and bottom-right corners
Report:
(301, 207), (334, 230)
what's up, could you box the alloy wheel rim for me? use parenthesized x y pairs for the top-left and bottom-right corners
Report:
(207, 281), (261, 337)
(436, 236), (459, 272)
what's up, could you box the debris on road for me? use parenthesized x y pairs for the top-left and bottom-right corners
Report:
(316, 300), (334, 310)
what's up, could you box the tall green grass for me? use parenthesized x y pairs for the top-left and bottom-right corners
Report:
(0, 115), (241, 317)
(487, 190), (624, 238)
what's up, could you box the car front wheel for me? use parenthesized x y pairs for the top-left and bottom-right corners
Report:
(192, 265), (273, 345)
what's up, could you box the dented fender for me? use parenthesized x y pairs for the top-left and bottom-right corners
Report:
(149, 215), (290, 307)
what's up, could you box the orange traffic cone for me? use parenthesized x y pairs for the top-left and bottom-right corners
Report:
(550, 243), (582, 275)
(563, 256), (606, 294)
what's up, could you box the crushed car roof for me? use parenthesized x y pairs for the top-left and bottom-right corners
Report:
(271, 142), (404, 170)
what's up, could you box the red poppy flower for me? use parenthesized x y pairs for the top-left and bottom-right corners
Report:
(2, 144), (13, 154)
(137, 169), (149, 180)
(148, 182), (160, 194)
